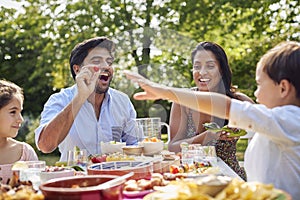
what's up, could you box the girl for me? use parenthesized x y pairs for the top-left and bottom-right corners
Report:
(0, 79), (38, 184)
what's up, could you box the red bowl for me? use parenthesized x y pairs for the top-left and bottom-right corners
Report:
(88, 161), (153, 180)
(39, 175), (125, 200)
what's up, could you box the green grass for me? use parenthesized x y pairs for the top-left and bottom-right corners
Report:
(236, 138), (248, 161)
(38, 155), (60, 166)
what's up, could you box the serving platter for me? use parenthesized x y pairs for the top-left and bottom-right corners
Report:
(123, 189), (154, 198)
(87, 161), (153, 180)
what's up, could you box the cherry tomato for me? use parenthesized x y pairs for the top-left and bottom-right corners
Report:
(93, 66), (100, 72)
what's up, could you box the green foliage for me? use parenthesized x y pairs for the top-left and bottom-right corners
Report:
(1, 0), (299, 154)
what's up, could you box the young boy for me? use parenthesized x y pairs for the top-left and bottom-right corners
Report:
(124, 41), (300, 199)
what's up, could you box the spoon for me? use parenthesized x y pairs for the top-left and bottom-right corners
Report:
(95, 172), (134, 190)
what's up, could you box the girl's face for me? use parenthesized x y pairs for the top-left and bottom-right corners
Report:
(192, 50), (222, 92)
(254, 64), (281, 108)
(0, 95), (24, 138)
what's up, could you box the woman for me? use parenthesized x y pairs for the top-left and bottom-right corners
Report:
(168, 42), (254, 180)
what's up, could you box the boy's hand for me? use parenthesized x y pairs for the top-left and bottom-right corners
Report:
(123, 70), (164, 100)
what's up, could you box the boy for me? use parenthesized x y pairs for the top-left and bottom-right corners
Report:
(124, 41), (300, 199)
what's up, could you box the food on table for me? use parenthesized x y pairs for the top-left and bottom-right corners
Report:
(100, 141), (126, 154)
(43, 166), (67, 172)
(203, 122), (247, 137)
(144, 177), (290, 200)
(123, 173), (169, 192)
(106, 152), (135, 161)
(168, 161), (220, 176)
(139, 137), (164, 155)
(160, 150), (176, 161)
(0, 172), (44, 200)
(70, 165), (84, 171)
(55, 161), (67, 167)
(215, 178), (290, 200)
(11, 161), (29, 171)
(89, 153), (135, 163)
(40, 166), (75, 183)
(89, 154), (107, 163)
(142, 137), (161, 142)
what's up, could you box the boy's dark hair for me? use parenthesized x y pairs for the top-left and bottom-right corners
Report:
(0, 79), (24, 109)
(258, 41), (300, 98)
(69, 37), (116, 80)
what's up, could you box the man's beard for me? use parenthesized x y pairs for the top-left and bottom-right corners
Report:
(94, 79), (111, 94)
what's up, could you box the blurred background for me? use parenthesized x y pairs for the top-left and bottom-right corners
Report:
(1, 0), (299, 164)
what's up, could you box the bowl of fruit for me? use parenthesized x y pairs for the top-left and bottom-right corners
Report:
(139, 137), (164, 156)
(100, 141), (126, 154)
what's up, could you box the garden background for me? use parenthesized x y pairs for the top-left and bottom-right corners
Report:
(1, 0), (299, 165)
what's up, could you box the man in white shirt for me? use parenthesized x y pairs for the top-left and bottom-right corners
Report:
(35, 37), (137, 161)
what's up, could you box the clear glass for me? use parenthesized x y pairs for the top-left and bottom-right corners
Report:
(134, 117), (162, 141)
(17, 160), (46, 190)
(67, 149), (88, 171)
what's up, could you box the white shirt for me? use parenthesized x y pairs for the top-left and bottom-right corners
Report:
(229, 99), (300, 199)
(35, 85), (137, 161)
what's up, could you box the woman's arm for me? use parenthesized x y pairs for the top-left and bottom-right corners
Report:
(168, 103), (188, 152)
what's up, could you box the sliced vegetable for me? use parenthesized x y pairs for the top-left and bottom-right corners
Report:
(70, 165), (84, 171)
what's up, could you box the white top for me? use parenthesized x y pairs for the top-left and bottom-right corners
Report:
(229, 99), (300, 199)
(35, 85), (137, 161)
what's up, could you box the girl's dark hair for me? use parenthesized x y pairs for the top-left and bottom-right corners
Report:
(191, 41), (235, 98)
(69, 36), (116, 80)
(0, 79), (24, 109)
(258, 41), (300, 99)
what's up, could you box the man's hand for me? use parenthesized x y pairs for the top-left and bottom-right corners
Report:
(76, 65), (101, 99)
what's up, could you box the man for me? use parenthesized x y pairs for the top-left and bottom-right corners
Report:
(35, 37), (137, 161)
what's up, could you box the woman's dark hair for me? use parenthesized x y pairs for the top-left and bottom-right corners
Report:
(0, 79), (24, 109)
(69, 36), (116, 80)
(258, 41), (300, 99)
(191, 41), (235, 98)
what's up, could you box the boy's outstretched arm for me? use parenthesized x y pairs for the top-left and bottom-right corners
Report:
(124, 71), (231, 119)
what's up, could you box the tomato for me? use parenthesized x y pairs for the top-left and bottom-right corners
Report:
(170, 165), (179, 174)
(90, 155), (106, 163)
(93, 66), (100, 72)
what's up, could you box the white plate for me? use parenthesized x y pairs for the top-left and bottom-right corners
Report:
(123, 189), (153, 198)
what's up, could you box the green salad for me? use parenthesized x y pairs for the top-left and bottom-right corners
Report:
(203, 122), (247, 137)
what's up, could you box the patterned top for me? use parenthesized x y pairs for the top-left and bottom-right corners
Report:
(0, 142), (38, 184)
(186, 111), (247, 180)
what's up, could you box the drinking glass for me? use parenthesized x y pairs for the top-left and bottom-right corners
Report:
(18, 160), (46, 190)
(67, 149), (88, 171)
(195, 146), (217, 163)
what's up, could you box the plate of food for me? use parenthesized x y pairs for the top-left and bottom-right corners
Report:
(123, 173), (169, 198)
(203, 122), (247, 137)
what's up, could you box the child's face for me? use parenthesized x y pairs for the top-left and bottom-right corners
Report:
(254, 64), (281, 108)
(0, 95), (24, 138)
